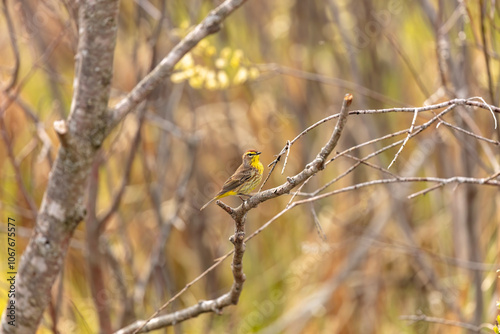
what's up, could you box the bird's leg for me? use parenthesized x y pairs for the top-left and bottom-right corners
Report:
(238, 194), (252, 202)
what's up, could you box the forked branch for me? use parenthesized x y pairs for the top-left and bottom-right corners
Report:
(115, 94), (353, 334)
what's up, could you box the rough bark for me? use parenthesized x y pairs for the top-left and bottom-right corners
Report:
(0, 0), (120, 332)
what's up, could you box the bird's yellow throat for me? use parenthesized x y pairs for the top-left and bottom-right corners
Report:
(250, 155), (264, 174)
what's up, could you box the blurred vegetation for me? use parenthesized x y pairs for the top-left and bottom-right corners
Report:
(0, 0), (499, 333)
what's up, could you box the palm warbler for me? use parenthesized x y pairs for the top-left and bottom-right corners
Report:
(200, 150), (264, 210)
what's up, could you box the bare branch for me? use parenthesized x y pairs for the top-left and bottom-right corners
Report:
(437, 119), (500, 146)
(388, 108), (419, 169)
(1, 0), (20, 91)
(401, 313), (493, 332)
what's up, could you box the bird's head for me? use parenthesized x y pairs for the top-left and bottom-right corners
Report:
(242, 149), (261, 166)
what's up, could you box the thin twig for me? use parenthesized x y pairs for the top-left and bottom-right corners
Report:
(388, 108), (419, 169)
(483, 170), (500, 182)
(286, 175), (313, 208)
(342, 153), (400, 179)
(401, 313), (493, 332)
(315, 139), (408, 195)
(407, 183), (446, 199)
(281, 140), (291, 174)
(384, 33), (430, 97)
(1, 0), (20, 91)
(437, 119), (499, 145)
(468, 96), (497, 129)
(309, 204), (327, 242)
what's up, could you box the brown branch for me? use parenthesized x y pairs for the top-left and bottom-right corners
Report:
(348, 98), (500, 114)
(342, 153), (399, 178)
(312, 105), (457, 195)
(407, 183), (446, 199)
(409, 170), (500, 199)
(262, 94), (354, 190)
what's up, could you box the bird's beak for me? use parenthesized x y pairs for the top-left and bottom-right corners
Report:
(256, 151), (261, 155)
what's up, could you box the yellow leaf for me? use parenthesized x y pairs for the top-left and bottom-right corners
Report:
(233, 67), (248, 85)
(189, 75), (204, 89)
(220, 47), (232, 59)
(171, 72), (187, 83)
(215, 58), (227, 69)
(230, 49), (244, 68)
(217, 71), (229, 88)
(205, 78), (219, 90)
(249, 67), (260, 80)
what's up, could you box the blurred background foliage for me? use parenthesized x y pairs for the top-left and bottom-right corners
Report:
(0, 0), (499, 333)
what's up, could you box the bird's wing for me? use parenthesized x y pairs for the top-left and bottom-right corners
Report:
(217, 166), (253, 195)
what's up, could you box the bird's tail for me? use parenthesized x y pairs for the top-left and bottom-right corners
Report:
(200, 197), (216, 211)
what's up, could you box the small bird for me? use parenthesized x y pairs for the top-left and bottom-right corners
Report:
(200, 149), (264, 210)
